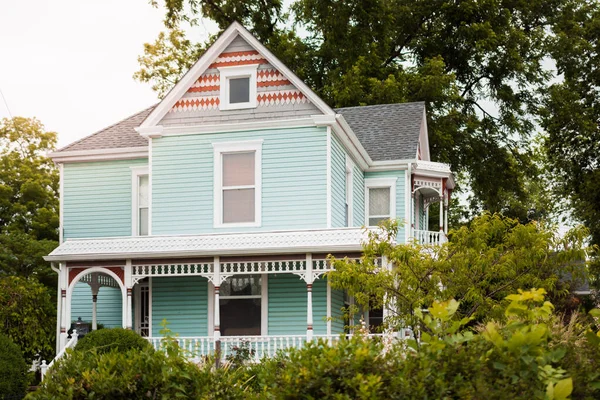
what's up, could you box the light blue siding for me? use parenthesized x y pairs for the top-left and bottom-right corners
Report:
(152, 277), (208, 337)
(313, 279), (327, 334)
(352, 164), (365, 227)
(331, 289), (345, 334)
(71, 282), (122, 328)
(268, 274), (306, 335)
(330, 134), (346, 227)
(364, 170), (407, 242)
(63, 159), (148, 239)
(152, 126), (327, 234)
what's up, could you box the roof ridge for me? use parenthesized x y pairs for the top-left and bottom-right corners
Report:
(58, 104), (157, 152)
(334, 101), (425, 111)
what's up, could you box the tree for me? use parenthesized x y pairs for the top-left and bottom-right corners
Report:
(134, 0), (600, 222)
(0, 276), (56, 362)
(540, 2), (600, 246)
(0, 117), (59, 288)
(327, 214), (588, 333)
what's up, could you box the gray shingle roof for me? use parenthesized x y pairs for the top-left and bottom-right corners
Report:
(57, 105), (157, 152)
(335, 102), (425, 161)
(55, 102), (424, 162)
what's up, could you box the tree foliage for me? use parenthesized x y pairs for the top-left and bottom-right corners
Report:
(0, 333), (30, 399)
(0, 117), (59, 288)
(0, 276), (56, 362)
(328, 214), (588, 332)
(135, 0), (600, 222)
(540, 2), (600, 246)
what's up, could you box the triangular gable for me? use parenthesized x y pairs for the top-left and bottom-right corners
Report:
(139, 22), (334, 130)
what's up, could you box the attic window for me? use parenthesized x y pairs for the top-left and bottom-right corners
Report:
(219, 65), (258, 110)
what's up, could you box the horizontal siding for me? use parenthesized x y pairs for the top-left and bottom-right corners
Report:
(313, 279), (327, 335)
(331, 289), (345, 334)
(152, 277), (208, 337)
(330, 134), (346, 228)
(352, 163), (365, 227)
(152, 126), (327, 234)
(71, 282), (122, 328)
(63, 159), (148, 239)
(364, 170), (407, 242)
(268, 274), (306, 335)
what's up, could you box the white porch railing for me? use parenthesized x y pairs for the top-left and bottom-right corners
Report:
(40, 330), (78, 381)
(413, 230), (446, 245)
(147, 332), (411, 362)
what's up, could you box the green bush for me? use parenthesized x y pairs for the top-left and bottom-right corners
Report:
(0, 333), (30, 399)
(29, 337), (250, 399)
(74, 328), (152, 355)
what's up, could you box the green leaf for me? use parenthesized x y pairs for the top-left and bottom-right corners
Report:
(553, 378), (573, 400)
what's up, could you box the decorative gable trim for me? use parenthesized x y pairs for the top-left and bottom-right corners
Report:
(139, 22), (335, 129)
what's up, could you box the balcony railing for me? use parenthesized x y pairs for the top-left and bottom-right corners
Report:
(147, 332), (411, 362)
(413, 230), (446, 245)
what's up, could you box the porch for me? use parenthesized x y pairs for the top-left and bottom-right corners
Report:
(147, 332), (410, 362)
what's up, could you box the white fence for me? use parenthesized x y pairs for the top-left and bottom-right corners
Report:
(40, 330), (78, 381)
(413, 230), (446, 245)
(147, 332), (411, 362)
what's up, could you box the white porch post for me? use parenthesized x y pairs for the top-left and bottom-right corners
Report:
(439, 196), (444, 233)
(382, 256), (391, 321)
(91, 287), (99, 331)
(306, 253), (314, 340)
(59, 263), (68, 350)
(213, 256), (221, 340)
(125, 260), (133, 329)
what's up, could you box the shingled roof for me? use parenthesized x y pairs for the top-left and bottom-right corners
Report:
(335, 102), (425, 162)
(57, 105), (157, 152)
(55, 102), (425, 162)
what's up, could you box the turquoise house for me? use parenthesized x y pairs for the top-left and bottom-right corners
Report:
(45, 22), (454, 360)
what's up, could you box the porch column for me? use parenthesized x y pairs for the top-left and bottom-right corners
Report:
(91, 291), (98, 331)
(439, 196), (444, 233)
(125, 260), (133, 329)
(382, 256), (390, 321)
(213, 256), (221, 340)
(444, 204), (448, 235)
(59, 264), (68, 350)
(306, 253), (314, 340)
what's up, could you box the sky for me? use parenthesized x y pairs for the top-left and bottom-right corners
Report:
(0, 1), (214, 149)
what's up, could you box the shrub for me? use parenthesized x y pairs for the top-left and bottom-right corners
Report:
(30, 338), (251, 399)
(74, 328), (152, 355)
(0, 333), (30, 399)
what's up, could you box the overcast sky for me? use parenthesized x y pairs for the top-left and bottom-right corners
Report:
(0, 1), (216, 148)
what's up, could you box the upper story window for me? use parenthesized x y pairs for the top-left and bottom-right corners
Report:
(131, 166), (149, 236)
(218, 65), (258, 110)
(213, 140), (263, 228)
(365, 177), (396, 226)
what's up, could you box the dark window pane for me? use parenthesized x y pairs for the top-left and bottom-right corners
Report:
(220, 298), (261, 336)
(223, 188), (255, 223)
(220, 275), (261, 297)
(229, 77), (250, 104)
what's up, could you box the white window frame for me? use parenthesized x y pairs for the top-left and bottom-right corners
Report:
(208, 274), (268, 335)
(345, 155), (354, 227)
(218, 64), (258, 110)
(213, 140), (263, 228)
(131, 166), (149, 236)
(364, 177), (397, 226)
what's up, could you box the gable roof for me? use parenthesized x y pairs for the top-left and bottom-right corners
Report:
(139, 21), (334, 130)
(56, 105), (156, 153)
(335, 102), (425, 162)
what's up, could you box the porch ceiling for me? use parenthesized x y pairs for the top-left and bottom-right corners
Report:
(45, 228), (371, 262)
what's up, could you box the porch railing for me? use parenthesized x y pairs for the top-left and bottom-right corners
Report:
(413, 230), (446, 245)
(147, 332), (410, 362)
(41, 330), (78, 381)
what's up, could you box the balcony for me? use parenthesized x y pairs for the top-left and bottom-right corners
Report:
(412, 229), (447, 246)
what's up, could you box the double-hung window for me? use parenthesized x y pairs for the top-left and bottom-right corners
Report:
(213, 140), (262, 227)
(131, 166), (149, 236)
(365, 178), (396, 226)
(219, 275), (262, 336)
